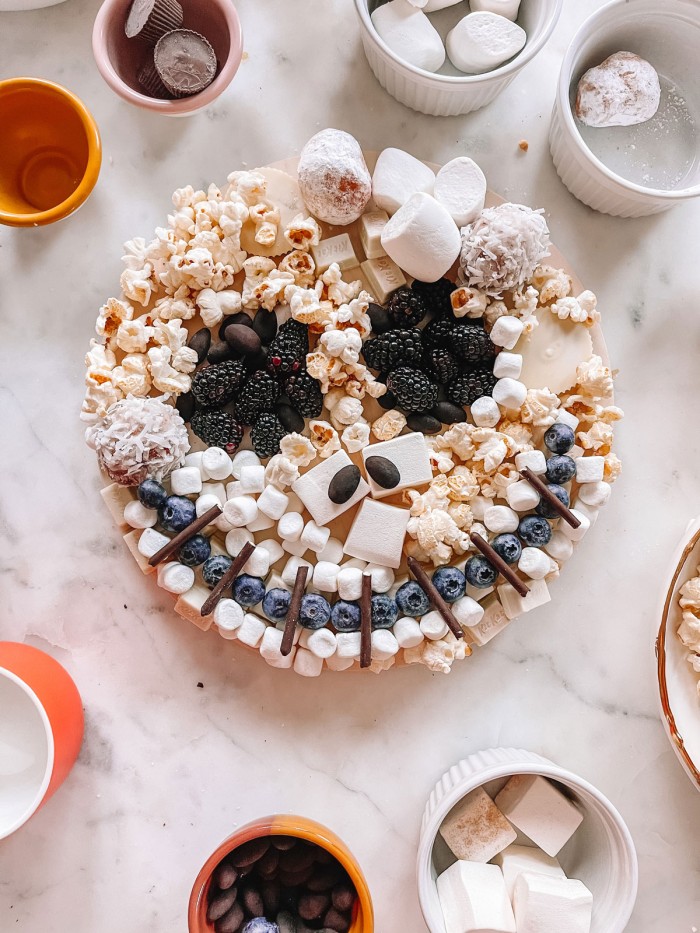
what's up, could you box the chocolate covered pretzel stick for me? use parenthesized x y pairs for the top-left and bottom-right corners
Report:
(200, 541), (255, 617)
(520, 468), (581, 529)
(407, 557), (464, 640)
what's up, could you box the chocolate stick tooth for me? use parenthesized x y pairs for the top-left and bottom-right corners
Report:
(520, 468), (581, 529)
(148, 504), (222, 567)
(407, 557), (464, 640)
(470, 532), (529, 599)
(280, 566), (308, 657)
(360, 573), (372, 669)
(200, 541), (256, 617)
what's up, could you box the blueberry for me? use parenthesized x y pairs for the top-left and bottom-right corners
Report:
(544, 423), (575, 454)
(536, 484), (570, 519)
(395, 581), (430, 617)
(465, 555), (498, 588)
(202, 554), (233, 588)
(242, 920), (279, 933)
(518, 515), (552, 547)
(233, 574), (266, 607)
(431, 566), (466, 603)
(331, 600), (361, 632)
(262, 588), (291, 622)
(491, 533), (522, 565)
(371, 594), (398, 629)
(178, 534), (211, 567)
(545, 455), (576, 485)
(299, 594), (331, 630)
(158, 495), (196, 532)
(138, 478), (167, 509)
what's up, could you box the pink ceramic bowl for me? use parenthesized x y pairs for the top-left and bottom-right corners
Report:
(92, 0), (243, 116)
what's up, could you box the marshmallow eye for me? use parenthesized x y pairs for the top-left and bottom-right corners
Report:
(364, 455), (401, 490)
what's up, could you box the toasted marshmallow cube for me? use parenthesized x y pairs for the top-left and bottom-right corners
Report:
(515, 449), (546, 474)
(493, 844), (566, 901)
(337, 566), (364, 601)
(560, 510), (591, 541)
(317, 536), (344, 564)
(371, 629), (400, 660)
(237, 613), (267, 648)
(336, 632), (362, 659)
(301, 627), (337, 659)
(293, 647), (324, 677)
(485, 505), (519, 533)
(214, 598), (245, 639)
(439, 785), (517, 861)
(313, 561), (341, 593)
(493, 377), (527, 410)
(124, 499), (158, 529)
(223, 495), (258, 527)
(372, 147), (436, 216)
(420, 610), (449, 641)
(394, 616), (425, 649)
(447, 11), (526, 74)
(283, 538), (309, 558)
(470, 0), (521, 21)
(577, 481), (611, 508)
(493, 351), (523, 380)
(365, 563), (395, 594)
(257, 484), (289, 520)
(451, 595), (485, 629)
(137, 527), (170, 559)
(359, 210), (389, 260)
(490, 315), (524, 350)
(495, 775), (584, 857)
(281, 556), (313, 588)
(258, 538), (285, 565)
(506, 479), (540, 511)
(231, 449), (261, 479)
(278, 512), (304, 541)
(157, 561), (195, 595)
(225, 480), (243, 500)
(575, 456), (604, 484)
(243, 546), (271, 578)
(437, 861), (516, 933)
(471, 396), (501, 428)
(300, 520), (331, 554)
(239, 464), (265, 494)
(498, 578), (550, 620)
(196, 494), (223, 520)
(518, 546), (553, 580)
(170, 466), (202, 496)
(514, 873), (593, 933)
(201, 447), (233, 481)
(381, 193), (461, 284)
(371, 0), (446, 73)
(325, 652), (355, 672)
(433, 156), (487, 227)
(545, 531), (574, 562)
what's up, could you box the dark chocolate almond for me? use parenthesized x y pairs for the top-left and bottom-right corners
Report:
(365, 455), (400, 489)
(253, 307), (278, 344)
(188, 327), (211, 363)
(206, 888), (238, 923)
(218, 312), (253, 339)
(432, 400), (467, 424)
(224, 324), (261, 356)
(328, 464), (361, 504)
(276, 403), (305, 434)
(407, 412), (441, 434)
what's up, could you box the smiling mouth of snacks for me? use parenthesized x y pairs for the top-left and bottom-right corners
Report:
(83, 130), (622, 676)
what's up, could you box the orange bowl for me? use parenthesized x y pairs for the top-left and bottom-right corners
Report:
(0, 78), (101, 227)
(188, 816), (374, 932)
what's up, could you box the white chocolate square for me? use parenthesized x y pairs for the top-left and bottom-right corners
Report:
(513, 873), (592, 933)
(359, 210), (389, 260)
(515, 450), (547, 475)
(174, 584), (214, 632)
(101, 483), (135, 528)
(292, 450), (369, 526)
(437, 861), (516, 933)
(465, 599), (511, 646)
(343, 499), (410, 569)
(493, 844), (565, 902)
(506, 479), (540, 511)
(361, 255), (407, 304)
(311, 233), (358, 274)
(498, 578), (551, 620)
(493, 351), (523, 380)
(495, 774), (584, 857)
(361, 432), (432, 499)
(439, 786), (517, 862)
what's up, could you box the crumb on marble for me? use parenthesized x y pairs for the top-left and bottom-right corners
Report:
(518, 139), (529, 152)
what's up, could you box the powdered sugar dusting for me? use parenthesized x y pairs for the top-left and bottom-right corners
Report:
(298, 128), (372, 226)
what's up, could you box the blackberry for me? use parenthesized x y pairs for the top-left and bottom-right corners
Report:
(386, 366), (439, 412)
(266, 319), (309, 378)
(423, 347), (460, 384)
(362, 329), (423, 372)
(250, 412), (287, 458)
(284, 371), (323, 418)
(411, 277), (456, 316)
(422, 314), (456, 351)
(235, 371), (280, 425)
(190, 410), (244, 454)
(445, 368), (497, 406)
(386, 286), (428, 329)
(191, 360), (246, 409)
(451, 323), (496, 364)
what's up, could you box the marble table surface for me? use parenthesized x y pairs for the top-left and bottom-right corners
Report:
(2, 0), (700, 930)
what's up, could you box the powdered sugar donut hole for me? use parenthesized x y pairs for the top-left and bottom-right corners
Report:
(298, 128), (372, 226)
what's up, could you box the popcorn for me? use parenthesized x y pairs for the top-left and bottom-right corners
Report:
(286, 283), (328, 327)
(371, 409), (406, 441)
(451, 285), (488, 319)
(520, 388), (560, 428)
(195, 287), (242, 329)
(241, 256), (276, 309)
(437, 423), (476, 461)
(112, 354), (152, 397)
(577, 420), (614, 453)
(171, 346), (198, 374)
(332, 395), (364, 426)
(341, 420), (370, 452)
(471, 428), (511, 473)
(225, 169), (267, 205)
(320, 327), (363, 364)
(147, 346), (191, 396)
(550, 290), (600, 327)
(420, 633), (469, 673)
(254, 269), (296, 312)
(308, 420), (341, 458)
(531, 264), (572, 304)
(152, 318), (188, 354)
(115, 316), (154, 354)
(328, 294), (372, 338)
(249, 200), (280, 247)
(284, 213), (322, 251)
(280, 433), (317, 467)
(407, 508), (469, 566)
(278, 250), (317, 288)
(321, 263), (362, 307)
(575, 355), (614, 399)
(603, 452), (622, 483)
(120, 265), (155, 307)
(153, 290), (196, 324)
(265, 454), (300, 489)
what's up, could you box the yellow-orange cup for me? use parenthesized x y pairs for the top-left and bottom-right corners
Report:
(0, 78), (101, 227)
(189, 816), (374, 932)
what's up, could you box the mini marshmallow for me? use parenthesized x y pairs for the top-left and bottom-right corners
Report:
(201, 481), (226, 504)
(515, 449), (547, 474)
(325, 652), (355, 672)
(223, 495), (258, 527)
(466, 599), (511, 646)
(257, 484), (289, 520)
(421, 0), (462, 9)
(372, 147), (436, 216)
(471, 396), (501, 428)
(361, 255), (407, 304)
(437, 861), (516, 933)
(433, 156), (487, 227)
(447, 11), (527, 75)
(336, 632), (362, 659)
(196, 494), (223, 519)
(545, 531), (574, 562)
(493, 351), (523, 380)
(342, 558), (368, 571)
(284, 490), (304, 513)
(394, 616), (424, 649)
(337, 567), (364, 601)
(381, 192), (462, 284)
(440, 786), (517, 862)
(281, 556), (313, 588)
(344, 499), (410, 569)
(575, 456), (604, 484)
(260, 625), (290, 662)
(300, 520), (331, 553)
(420, 610), (449, 641)
(258, 539), (285, 565)
(495, 774), (584, 857)
(371, 0), (446, 73)
(184, 451), (204, 471)
(278, 512), (304, 541)
(573, 501), (599, 527)
(170, 466), (202, 496)
(293, 647), (324, 677)
(506, 479), (540, 511)
(231, 449), (261, 479)
(302, 627), (337, 659)
(577, 481), (611, 508)
(214, 598), (245, 639)
(263, 645), (295, 670)
(490, 315), (524, 350)
(247, 511), (276, 532)
(556, 409), (580, 432)
(243, 546), (271, 578)
(365, 563), (395, 594)
(518, 546), (553, 580)
(317, 537), (344, 564)
(283, 538), (309, 558)
(124, 499), (157, 529)
(157, 561), (195, 595)
(493, 377), (527, 410)
(470, 495), (490, 521)
(514, 873), (593, 933)
(498, 578), (551, 620)
(237, 613), (267, 648)
(225, 528), (254, 557)
(137, 527), (170, 558)
(493, 845), (566, 901)
(559, 509), (591, 541)
(371, 629), (400, 660)
(201, 446), (233, 481)
(239, 464), (266, 494)
(484, 505), (519, 533)
(470, 0), (521, 21)
(451, 595), (485, 630)
(312, 561), (341, 593)
(359, 210), (389, 260)
(225, 480), (243, 499)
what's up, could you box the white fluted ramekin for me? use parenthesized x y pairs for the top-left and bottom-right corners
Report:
(550, 0), (700, 217)
(353, 0), (562, 117)
(417, 747), (638, 933)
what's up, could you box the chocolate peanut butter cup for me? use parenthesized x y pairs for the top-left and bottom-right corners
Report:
(137, 58), (174, 100)
(154, 29), (217, 99)
(125, 0), (184, 45)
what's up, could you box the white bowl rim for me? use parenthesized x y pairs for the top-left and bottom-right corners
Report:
(0, 666), (55, 840)
(353, 0), (563, 86)
(416, 750), (639, 933)
(557, 0), (700, 201)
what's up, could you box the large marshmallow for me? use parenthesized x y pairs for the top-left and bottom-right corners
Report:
(513, 873), (593, 933)
(381, 192), (461, 284)
(292, 450), (369, 527)
(362, 432), (433, 500)
(371, 0), (446, 73)
(470, 0), (522, 21)
(372, 148), (436, 216)
(495, 775), (584, 857)
(439, 786), (517, 861)
(447, 11), (527, 75)
(437, 861), (516, 933)
(343, 499), (410, 569)
(492, 844), (566, 901)
(433, 156), (487, 227)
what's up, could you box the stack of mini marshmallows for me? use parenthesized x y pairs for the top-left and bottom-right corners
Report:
(437, 774), (593, 933)
(371, 0), (527, 75)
